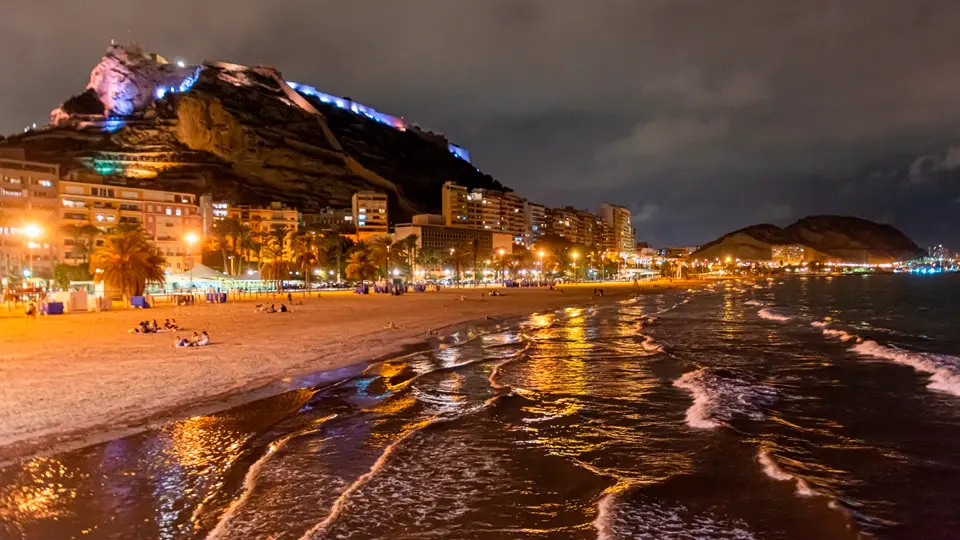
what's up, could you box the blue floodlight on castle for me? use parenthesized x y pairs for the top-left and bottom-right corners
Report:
(103, 118), (125, 133)
(178, 68), (201, 93)
(449, 144), (471, 163)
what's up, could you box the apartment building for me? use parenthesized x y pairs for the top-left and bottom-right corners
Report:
(302, 206), (354, 233)
(0, 159), (60, 277)
(225, 202), (301, 236)
(59, 178), (201, 272)
(523, 201), (546, 246)
(352, 191), (389, 240)
(441, 181), (470, 226)
(599, 203), (636, 254)
(393, 223), (513, 255)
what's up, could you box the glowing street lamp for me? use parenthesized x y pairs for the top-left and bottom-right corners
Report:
(184, 232), (200, 284)
(571, 251), (580, 283)
(22, 224), (42, 276)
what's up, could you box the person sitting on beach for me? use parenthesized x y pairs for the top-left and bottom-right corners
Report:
(196, 331), (210, 346)
(170, 318), (179, 330)
(189, 331), (200, 345)
(175, 336), (191, 348)
(266, 304), (277, 313)
(279, 304), (288, 313)
(150, 319), (159, 332)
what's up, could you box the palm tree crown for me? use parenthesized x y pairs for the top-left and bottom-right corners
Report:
(89, 227), (166, 299)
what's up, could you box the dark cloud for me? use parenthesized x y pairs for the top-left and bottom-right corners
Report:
(2, 0), (959, 246)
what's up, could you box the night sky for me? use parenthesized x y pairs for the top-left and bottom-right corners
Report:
(2, 1), (958, 248)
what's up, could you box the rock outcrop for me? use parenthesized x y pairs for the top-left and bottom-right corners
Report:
(8, 43), (501, 220)
(692, 216), (923, 263)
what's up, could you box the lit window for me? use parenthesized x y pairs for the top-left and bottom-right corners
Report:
(166, 208), (172, 216)
(175, 208), (182, 216)
(96, 214), (104, 222)
(39, 180), (53, 187)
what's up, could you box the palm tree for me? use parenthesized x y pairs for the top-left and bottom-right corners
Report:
(345, 248), (378, 284)
(368, 236), (394, 279)
(463, 238), (487, 286)
(89, 227), (166, 302)
(258, 239), (291, 292)
(447, 247), (472, 286)
(416, 249), (442, 279)
(61, 223), (101, 264)
(212, 218), (240, 275)
(321, 233), (352, 283)
(291, 233), (318, 294)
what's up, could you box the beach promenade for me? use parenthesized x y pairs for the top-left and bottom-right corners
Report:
(0, 280), (709, 462)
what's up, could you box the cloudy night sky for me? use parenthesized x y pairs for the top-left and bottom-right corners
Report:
(1, 0), (958, 247)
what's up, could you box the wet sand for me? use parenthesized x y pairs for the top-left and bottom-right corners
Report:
(0, 280), (713, 462)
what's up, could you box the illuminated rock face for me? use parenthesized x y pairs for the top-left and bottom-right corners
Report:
(86, 43), (197, 117)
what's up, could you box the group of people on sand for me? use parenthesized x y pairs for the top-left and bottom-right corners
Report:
(131, 319), (181, 334)
(255, 303), (289, 313)
(175, 331), (210, 348)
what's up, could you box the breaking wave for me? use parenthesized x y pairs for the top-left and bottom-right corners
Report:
(756, 449), (817, 497)
(673, 368), (778, 429)
(640, 334), (664, 353)
(822, 328), (856, 342)
(852, 340), (960, 397)
(811, 320), (829, 328)
(758, 308), (792, 322)
(593, 491), (756, 540)
(744, 300), (763, 307)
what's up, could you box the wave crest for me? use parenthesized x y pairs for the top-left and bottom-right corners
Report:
(758, 308), (792, 322)
(673, 368), (777, 429)
(852, 340), (960, 397)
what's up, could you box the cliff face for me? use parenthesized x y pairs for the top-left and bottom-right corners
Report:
(692, 216), (923, 263)
(2, 44), (503, 220)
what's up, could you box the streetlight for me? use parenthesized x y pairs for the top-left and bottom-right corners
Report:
(538, 250), (545, 286)
(22, 224), (42, 277)
(450, 247), (459, 286)
(571, 251), (580, 283)
(497, 248), (506, 284)
(184, 232), (199, 285)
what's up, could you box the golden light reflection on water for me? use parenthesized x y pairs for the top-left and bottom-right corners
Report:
(0, 457), (80, 523)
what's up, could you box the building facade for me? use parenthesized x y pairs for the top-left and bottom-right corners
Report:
(302, 206), (354, 233)
(0, 159), (60, 277)
(351, 191), (388, 239)
(599, 203), (636, 254)
(225, 202), (301, 236)
(59, 178), (201, 272)
(771, 244), (811, 265)
(442, 181), (470, 226)
(523, 201), (546, 246)
(394, 223), (513, 255)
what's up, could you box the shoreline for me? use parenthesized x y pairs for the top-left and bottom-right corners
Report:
(0, 279), (721, 463)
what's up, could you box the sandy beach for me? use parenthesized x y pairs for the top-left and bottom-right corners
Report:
(0, 280), (712, 462)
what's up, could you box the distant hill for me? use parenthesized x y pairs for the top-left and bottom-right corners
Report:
(0, 44), (505, 221)
(692, 215), (924, 263)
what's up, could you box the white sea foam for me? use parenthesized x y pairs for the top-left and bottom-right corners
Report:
(852, 340), (960, 397)
(640, 334), (664, 353)
(758, 308), (792, 322)
(811, 320), (829, 328)
(673, 368), (777, 430)
(593, 490), (756, 539)
(744, 300), (763, 307)
(206, 415), (338, 540)
(757, 449), (817, 497)
(592, 491), (617, 540)
(822, 328), (855, 342)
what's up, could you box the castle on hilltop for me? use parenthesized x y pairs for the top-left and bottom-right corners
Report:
(49, 43), (470, 163)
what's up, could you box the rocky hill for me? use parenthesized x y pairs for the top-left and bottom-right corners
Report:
(692, 215), (924, 263)
(0, 44), (504, 220)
